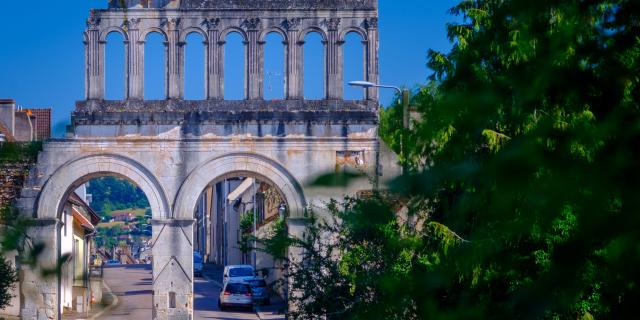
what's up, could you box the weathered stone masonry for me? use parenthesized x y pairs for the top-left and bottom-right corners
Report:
(16, 1), (382, 319)
(87, 0), (379, 101)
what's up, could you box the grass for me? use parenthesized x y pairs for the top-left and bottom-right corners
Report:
(99, 221), (125, 228)
(106, 208), (148, 217)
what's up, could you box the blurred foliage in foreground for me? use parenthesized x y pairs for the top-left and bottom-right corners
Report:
(0, 141), (42, 163)
(264, 0), (640, 319)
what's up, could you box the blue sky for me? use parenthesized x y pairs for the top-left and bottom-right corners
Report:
(0, 1), (460, 137)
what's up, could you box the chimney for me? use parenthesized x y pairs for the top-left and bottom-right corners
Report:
(0, 99), (16, 137)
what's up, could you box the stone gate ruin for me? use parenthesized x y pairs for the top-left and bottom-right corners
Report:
(16, 0), (382, 318)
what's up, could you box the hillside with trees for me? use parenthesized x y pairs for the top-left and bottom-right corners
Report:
(87, 177), (149, 215)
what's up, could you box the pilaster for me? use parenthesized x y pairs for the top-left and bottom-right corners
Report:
(244, 18), (262, 100)
(125, 18), (143, 100)
(20, 219), (60, 320)
(165, 18), (183, 99)
(203, 18), (222, 100)
(326, 18), (343, 100)
(151, 219), (194, 320)
(365, 18), (379, 101)
(85, 14), (103, 100)
(284, 18), (302, 99)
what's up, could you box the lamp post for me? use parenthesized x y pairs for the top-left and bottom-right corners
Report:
(349, 81), (410, 173)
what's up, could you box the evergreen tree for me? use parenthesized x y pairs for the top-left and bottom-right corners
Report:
(268, 1), (640, 319)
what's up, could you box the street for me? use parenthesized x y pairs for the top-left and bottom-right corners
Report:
(100, 265), (271, 319)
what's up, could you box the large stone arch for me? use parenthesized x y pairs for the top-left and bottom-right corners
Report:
(36, 154), (170, 220)
(173, 152), (306, 220)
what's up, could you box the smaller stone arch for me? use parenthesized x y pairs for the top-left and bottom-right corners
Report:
(139, 27), (169, 42)
(179, 27), (208, 43)
(173, 153), (306, 220)
(100, 26), (129, 42)
(298, 27), (328, 43)
(220, 27), (248, 43)
(36, 154), (170, 221)
(259, 27), (288, 44)
(339, 27), (368, 43)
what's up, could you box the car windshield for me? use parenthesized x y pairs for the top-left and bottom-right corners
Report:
(194, 255), (203, 263)
(247, 280), (266, 287)
(229, 267), (253, 277)
(225, 283), (251, 294)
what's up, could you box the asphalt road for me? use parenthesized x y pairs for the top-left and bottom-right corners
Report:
(101, 264), (259, 319)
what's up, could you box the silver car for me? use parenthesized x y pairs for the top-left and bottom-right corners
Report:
(218, 281), (253, 311)
(246, 278), (270, 305)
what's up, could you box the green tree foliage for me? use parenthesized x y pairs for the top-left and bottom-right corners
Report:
(87, 177), (149, 215)
(239, 210), (255, 255)
(0, 141), (42, 163)
(266, 1), (640, 319)
(0, 256), (18, 310)
(399, 0), (640, 318)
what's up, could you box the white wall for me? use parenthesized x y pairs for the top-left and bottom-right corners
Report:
(60, 204), (74, 311)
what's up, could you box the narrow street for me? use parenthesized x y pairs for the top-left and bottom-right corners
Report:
(100, 264), (268, 320)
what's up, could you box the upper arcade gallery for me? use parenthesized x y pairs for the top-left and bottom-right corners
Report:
(87, 0), (380, 102)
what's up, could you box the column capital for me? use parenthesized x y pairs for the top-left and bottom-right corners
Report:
(86, 13), (101, 29)
(281, 18), (302, 31)
(326, 18), (341, 31)
(364, 17), (378, 30)
(123, 18), (142, 31)
(242, 17), (262, 31)
(162, 17), (182, 30)
(202, 18), (221, 30)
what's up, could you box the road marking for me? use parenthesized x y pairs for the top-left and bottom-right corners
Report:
(89, 281), (118, 320)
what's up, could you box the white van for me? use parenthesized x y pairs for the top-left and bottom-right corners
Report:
(223, 265), (255, 284)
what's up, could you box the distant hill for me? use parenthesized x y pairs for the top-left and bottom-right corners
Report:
(87, 177), (150, 216)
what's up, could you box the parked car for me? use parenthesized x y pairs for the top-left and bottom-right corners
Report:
(105, 259), (120, 265)
(218, 281), (253, 311)
(245, 277), (270, 305)
(194, 252), (203, 277)
(223, 265), (255, 284)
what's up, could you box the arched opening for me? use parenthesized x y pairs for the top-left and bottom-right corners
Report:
(105, 32), (125, 100)
(223, 32), (246, 100)
(184, 32), (206, 100)
(263, 32), (286, 100)
(343, 32), (366, 100)
(192, 173), (288, 316)
(57, 175), (154, 317)
(144, 32), (166, 100)
(303, 32), (326, 100)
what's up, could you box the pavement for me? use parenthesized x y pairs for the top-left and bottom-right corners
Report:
(81, 263), (285, 319)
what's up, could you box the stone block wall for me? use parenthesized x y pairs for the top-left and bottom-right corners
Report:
(0, 161), (32, 209)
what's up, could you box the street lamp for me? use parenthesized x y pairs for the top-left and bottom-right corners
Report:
(349, 81), (410, 173)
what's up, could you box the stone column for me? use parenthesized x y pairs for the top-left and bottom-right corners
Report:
(245, 18), (262, 100)
(125, 19), (143, 100)
(284, 18), (302, 100)
(152, 219), (194, 320)
(165, 18), (183, 99)
(326, 18), (343, 100)
(85, 16), (103, 100)
(365, 18), (379, 101)
(203, 19), (222, 100)
(20, 219), (60, 320)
